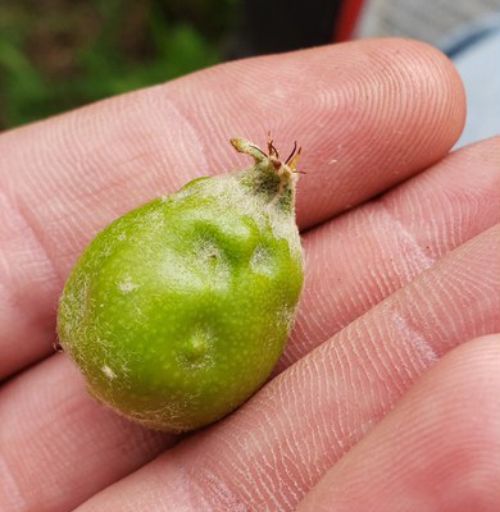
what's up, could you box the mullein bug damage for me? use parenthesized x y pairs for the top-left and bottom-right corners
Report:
(57, 137), (304, 432)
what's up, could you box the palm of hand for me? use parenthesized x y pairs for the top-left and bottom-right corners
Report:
(1, 39), (499, 512)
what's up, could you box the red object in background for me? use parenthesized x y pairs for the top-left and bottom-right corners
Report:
(334, 0), (366, 41)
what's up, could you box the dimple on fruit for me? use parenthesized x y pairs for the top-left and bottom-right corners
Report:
(57, 137), (304, 432)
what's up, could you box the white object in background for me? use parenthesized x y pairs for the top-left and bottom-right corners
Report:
(356, 0), (500, 47)
(453, 30), (500, 147)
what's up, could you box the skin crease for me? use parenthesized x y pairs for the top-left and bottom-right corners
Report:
(1, 38), (499, 512)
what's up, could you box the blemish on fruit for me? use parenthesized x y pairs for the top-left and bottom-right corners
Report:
(180, 331), (213, 369)
(101, 365), (116, 380)
(250, 245), (275, 276)
(118, 276), (138, 293)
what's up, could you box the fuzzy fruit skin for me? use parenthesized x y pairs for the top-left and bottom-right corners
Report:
(57, 143), (303, 432)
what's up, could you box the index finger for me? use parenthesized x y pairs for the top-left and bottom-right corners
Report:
(0, 38), (464, 379)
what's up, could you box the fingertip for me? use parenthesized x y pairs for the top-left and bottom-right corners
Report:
(288, 38), (467, 227)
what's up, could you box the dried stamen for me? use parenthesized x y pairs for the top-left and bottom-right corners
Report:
(285, 141), (298, 164)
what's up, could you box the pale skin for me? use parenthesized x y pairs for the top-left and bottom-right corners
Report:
(1, 38), (500, 511)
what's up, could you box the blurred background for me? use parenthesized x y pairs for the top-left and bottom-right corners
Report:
(0, 0), (499, 143)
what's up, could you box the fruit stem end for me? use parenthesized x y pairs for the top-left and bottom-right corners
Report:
(231, 136), (303, 212)
(230, 136), (302, 180)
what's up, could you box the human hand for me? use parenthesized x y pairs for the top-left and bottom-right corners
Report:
(1, 38), (499, 512)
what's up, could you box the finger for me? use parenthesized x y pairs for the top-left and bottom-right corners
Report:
(1, 138), (495, 512)
(297, 335), (500, 512)
(282, 136), (500, 368)
(0, 354), (175, 512)
(0, 38), (465, 379)
(73, 225), (500, 512)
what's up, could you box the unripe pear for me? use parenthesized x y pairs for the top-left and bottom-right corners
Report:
(57, 137), (304, 432)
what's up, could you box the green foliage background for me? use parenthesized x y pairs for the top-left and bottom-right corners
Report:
(0, 0), (238, 129)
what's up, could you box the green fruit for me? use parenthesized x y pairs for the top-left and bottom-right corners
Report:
(57, 137), (304, 432)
